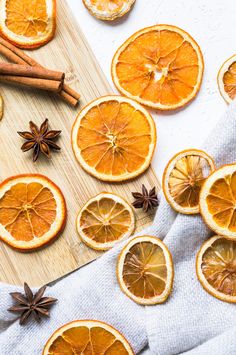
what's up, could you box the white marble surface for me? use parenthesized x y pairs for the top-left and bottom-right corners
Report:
(68, 0), (235, 180)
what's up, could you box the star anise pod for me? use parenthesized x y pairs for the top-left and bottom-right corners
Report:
(132, 184), (159, 213)
(8, 282), (57, 325)
(18, 119), (61, 162)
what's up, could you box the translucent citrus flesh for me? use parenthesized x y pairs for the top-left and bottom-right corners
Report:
(206, 172), (236, 232)
(77, 100), (153, 177)
(90, 0), (124, 12)
(223, 61), (236, 100)
(201, 238), (236, 296)
(115, 29), (200, 106)
(0, 182), (56, 241)
(122, 241), (167, 299)
(168, 155), (212, 208)
(48, 326), (129, 354)
(5, 0), (48, 38)
(80, 197), (132, 244)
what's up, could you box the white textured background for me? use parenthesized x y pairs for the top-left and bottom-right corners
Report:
(68, 0), (234, 179)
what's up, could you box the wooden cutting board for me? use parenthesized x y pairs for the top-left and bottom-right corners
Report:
(0, 0), (160, 286)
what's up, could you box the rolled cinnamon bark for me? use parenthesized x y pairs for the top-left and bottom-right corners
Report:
(0, 75), (62, 92)
(0, 62), (65, 81)
(0, 36), (80, 106)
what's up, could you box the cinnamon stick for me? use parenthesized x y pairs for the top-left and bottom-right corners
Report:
(0, 62), (65, 81)
(0, 36), (80, 106)
(0, 75), (62, 92)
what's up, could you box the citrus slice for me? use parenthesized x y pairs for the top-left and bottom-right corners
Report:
(83, 0), (136, 21)
(0, 174), (66, 250)
(0, 0), (56, 49)
(200, 164), (236, 240)
(111, 25), (204, 110)
(163, 149), (215, 214)
(77, 192), (135, 251)
(218, 54), (236, 103)
(117, 236), (174, 305)
(71, 95), (156, 182)
(43, 320), (134, 355)
(196, 235), (236, 303)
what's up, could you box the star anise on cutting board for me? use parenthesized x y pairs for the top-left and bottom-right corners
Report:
(18, 119), (61, 162)
(8, 282), (57, 325)
(132, 185), (159, 213)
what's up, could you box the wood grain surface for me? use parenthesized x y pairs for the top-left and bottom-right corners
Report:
(0, 0), (160, 286)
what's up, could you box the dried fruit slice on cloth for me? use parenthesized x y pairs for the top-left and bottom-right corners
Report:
(117, 236), (174, 305)
(83, 0), (136, 21)
(0, 0), (56, 49)
(71, 95), (156, 182)
(43, 320), (134, 355)
(218, 54), (236, 103)
(196, 235), (236, 303)
(200, 164), (236, 240)
(163, 149), (215, 214)
(0, 174), (66, 250)
(112, 25), (204, 110)
(77, 192), (135, 251)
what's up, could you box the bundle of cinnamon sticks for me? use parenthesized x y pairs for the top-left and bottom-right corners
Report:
(0, 37), (80, 106)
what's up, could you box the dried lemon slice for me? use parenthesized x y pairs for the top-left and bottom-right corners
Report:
(77, 192), (135, 250)
(83, 0), (136, 21)
(196, 235), (236, 303)
(117, 236), (174, 305)
(200, 164), (236, 240)
(163, 149), (215, 214)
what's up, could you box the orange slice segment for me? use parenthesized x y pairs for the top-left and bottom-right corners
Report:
(0, 0), (56, 49)
(0, 174), (66, 250)
(200, 164), (236, 240)
(117, 236), (174, 305)
(218, 54), (236, 103)
(83, 0), (136, 21)
(43, 320), (134, 355)
(196, 235), (236, 303)
(163, 149), (215, 214)
(71, 95), (156, 182)
(111, 25), (204, 110)
(77, 192), (135, 250)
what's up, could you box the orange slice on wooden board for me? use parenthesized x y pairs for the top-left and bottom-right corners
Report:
(218, 54), (236, 103)
(0, 174), (66, 251)
(200, 164), (236, 240)
(83, 0), (136, 21)
(71, 95), (156, 182)
(0, 0), (56, 49)
(163, 149), (215, 214)
(117, 236), (174, 305)
(77, 192), (135, 251)
(43, 320), (134, 355)
(112, 25), (204, 110)
(196, 235), (236, 303)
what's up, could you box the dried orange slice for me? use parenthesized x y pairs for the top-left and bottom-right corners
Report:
(0, 0), (56, 49)
(77, 192), (135, 250)
(218, 54), (236, 103)
(163, 149), (215, 214)
(71, 95), (156, 182)
(83, 0), (136, 21)
(43, 320), (134, 355)
(200, 164), (236, 240)
(112, 25), (204, 110)
(196, 235), (236, 303)
(117, 236), (174, 305)
(0, 174), (66, 250)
